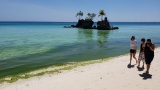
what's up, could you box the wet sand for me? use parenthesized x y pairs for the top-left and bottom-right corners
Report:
(0, 48), (160, 90)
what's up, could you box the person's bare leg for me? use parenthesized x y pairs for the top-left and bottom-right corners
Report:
(146, 64), (150, 74)
(133, 53), (138, 64)
(130, 53), (132, 64)
(142, 62), (144, 68)
(138, 60), (140, 67)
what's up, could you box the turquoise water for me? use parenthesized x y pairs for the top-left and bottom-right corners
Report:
(0, 22), (160, 78)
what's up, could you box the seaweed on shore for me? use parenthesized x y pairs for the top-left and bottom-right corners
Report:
(0, 59), (107, 83)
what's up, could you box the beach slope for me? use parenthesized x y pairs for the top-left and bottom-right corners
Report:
(0, 48), (160, 90)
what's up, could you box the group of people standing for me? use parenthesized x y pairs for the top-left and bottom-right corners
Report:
(130, 36), (155, 74)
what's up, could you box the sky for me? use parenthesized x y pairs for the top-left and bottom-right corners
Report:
(0, 0), (160, 22)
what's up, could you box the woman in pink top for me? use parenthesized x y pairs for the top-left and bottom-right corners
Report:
(129, 36), (138, 65)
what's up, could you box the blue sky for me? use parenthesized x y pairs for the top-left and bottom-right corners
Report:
(0, 0), (160, 22)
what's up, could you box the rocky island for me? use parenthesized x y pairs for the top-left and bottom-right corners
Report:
(64, 10), (119, 30)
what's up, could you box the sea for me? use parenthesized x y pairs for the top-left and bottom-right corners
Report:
(0, 22), (160, 79)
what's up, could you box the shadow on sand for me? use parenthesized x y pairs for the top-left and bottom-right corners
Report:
(139, 73), (152, 80)
(127, 64), (135, 68)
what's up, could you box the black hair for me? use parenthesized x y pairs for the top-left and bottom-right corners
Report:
(147, 39), (151, 42)
(141, 38), (145, 42)
(131, 36), (135, 40)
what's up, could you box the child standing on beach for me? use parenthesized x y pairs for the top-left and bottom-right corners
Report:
(137, 38), (145, 68)
(129, 36), (138, 65)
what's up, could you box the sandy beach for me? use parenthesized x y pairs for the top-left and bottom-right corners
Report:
(0, 48), (160, 90)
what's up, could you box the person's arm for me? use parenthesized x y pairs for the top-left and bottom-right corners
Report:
(149, 44), (155, 51)
(139, 44), (141, 54)
(134, 41), (138, 50)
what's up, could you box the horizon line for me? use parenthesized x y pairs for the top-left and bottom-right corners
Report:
(0, 21), (160, 23)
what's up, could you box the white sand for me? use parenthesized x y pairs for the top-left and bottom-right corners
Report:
(0, 48), (160, 90)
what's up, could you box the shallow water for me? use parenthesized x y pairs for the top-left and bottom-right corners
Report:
(0, 22), (160, 78)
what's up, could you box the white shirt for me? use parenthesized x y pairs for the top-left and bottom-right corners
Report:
(130, 40), (137, 50)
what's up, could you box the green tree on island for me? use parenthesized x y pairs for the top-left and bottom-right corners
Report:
(86, 13), (96, 20)
(98, 10), (106, 21)
(76, 11), (83, 20)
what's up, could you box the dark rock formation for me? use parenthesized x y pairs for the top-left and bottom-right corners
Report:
(76, 19), (84, 28)
(75, 19), (94, 29)
(97, 17), (111, 30)
(112, 27), (119, 30)
(64, 15), (119, 30)
(92, 25), (97, 29)
(82, 20), (94, 29)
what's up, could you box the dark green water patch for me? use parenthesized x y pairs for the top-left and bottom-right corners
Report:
(0, 41), (129, 78)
